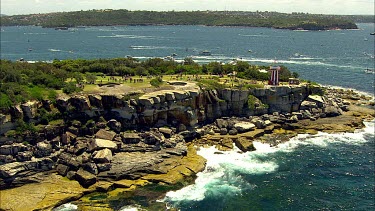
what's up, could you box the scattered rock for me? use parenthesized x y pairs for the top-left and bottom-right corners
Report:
(234, 122), (256, 133)
(228, 129), (238, 135)
(159, 127), (173, 138)
(89, 139), (117, 151)
(107, 119), (122, 133)
(93, 148), (113, 163)
(234, 137), (255, 152)
(95, 129), (116, 141)
(75, 168), (97, 187)
(56, 164), (69, 176)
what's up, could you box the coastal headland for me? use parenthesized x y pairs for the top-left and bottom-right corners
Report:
(0, 76), (374, 210)
(1, 9), (368, 30)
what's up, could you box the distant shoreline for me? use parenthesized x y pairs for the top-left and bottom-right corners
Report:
(0, 9), (365, 31)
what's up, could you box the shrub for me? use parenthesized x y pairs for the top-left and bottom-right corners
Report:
(63, 82), (82, 94)
(198, 79), (228, 90)
(0, 93), (12, 109)
(150, 77), (163, 88)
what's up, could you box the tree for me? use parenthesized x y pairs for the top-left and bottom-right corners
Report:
(73, 72), (84, 84)
(135, 66), (149, 76)
(85, 72), (97, 84)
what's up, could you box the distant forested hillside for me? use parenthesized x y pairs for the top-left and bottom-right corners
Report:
(0, 9), (369, 30)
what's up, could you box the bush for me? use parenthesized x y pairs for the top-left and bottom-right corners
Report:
(198, 79), (228, 90)
(0, 93), (12, 109)
(150, 77), (163, 88)
(63, 82), (82, 94)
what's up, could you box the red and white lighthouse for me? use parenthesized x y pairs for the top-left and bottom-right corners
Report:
(269, 66), (280, 85)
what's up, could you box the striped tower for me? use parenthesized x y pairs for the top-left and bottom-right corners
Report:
(269, 66), (280, 85)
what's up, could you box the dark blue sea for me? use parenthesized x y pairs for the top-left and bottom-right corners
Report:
(0, 23), (374, 93)
(1, 24), (374, 211)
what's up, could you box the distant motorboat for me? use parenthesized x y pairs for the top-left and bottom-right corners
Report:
(370, 32), (375, 35)
(55, 27), (69, 30)
(28, 48), (33, 51)
(199, 50), (211, 56)
(248, 49), (252, 53)
(364, 68), (375, 74)
(164, 56), (174, 61)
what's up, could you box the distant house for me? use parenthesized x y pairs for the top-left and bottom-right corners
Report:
(289, 78), (300, 85)
(268, 66), (280, 85)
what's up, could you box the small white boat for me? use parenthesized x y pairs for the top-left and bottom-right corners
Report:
(364, 68), (375, 74)
(199, 50), (211, 56)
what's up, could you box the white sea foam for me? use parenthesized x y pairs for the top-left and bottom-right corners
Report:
(322, 85), (375, 99)
(129, 45), (174, 50)
(162, 145), (278, 203)
(52, 203), (78, 211)
(162, 120), (374, 206)
(24, 32), (47, 35)
(97, 34), (156, 39)
(119, 205), (147, 211)
(48, 49), (62, 52)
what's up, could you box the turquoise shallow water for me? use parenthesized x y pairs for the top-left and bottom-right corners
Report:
(1, 23), (374, 93)
(2, 23), (374, 211)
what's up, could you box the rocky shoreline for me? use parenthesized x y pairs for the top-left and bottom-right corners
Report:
(0, 83), (374, 210)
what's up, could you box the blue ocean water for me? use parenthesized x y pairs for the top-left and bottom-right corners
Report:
(1, 23), (374, 93)
(1, 24), (375, 211)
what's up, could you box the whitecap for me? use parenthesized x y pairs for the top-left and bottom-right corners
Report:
(48, 49), (62, 52)
(97, 34), (157, 39)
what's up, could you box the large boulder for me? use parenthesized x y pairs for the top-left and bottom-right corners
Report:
(215, 119), (228, 129)
(95, 129), (116, 141)
(56, 164), (69, 176)
(93, 148), (112, 163)
(234, 137), (255, 152)
(158, 128), (173, 138)
(107, 119), (122, 133)
(307, 95), (324, 107)
(34, 142), (53, 158)
(324, 105), (343, 117)
(234, 122), (256, 133)
(121, 133), (142, 144)
(89, 139), (117, 151)
(75, 168), (97, 187)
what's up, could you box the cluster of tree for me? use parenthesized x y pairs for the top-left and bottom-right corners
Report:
(0, 57), (298, 109)
(0, 9), (363, 30)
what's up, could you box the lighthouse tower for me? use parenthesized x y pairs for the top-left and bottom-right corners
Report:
(268, 66), (280, 85)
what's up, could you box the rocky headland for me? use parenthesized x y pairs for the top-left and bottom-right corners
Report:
(0, 82), (374, 210)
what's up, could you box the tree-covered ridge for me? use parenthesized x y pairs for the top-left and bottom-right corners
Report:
(0, 9), (364, 30)
(0, 58), (298, 110)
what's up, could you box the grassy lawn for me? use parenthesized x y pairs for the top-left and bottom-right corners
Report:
(65, 74), (284, 95)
